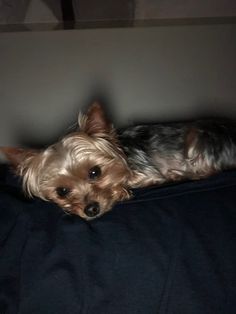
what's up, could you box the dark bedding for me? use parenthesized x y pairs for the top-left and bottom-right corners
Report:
(0, 165), (236, 313)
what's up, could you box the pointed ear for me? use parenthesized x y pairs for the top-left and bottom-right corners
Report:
(0, 147), (38, 169)
(80, 102), (113, 136)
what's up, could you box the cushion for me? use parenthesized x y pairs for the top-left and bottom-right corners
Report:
(0, 165), (236, 313)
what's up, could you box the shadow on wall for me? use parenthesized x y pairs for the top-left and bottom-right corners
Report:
(194, 101), (236, 120)
(6, 99), (236, 151)
(7, 91), (117, 150)
(120, 101), (236, 129)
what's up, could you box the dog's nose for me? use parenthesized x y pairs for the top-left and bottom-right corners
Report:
(84, 202), (100, 218)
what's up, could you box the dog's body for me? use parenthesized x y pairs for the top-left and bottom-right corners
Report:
(2, 103), (236, 219)
(118, 119), (236, 187)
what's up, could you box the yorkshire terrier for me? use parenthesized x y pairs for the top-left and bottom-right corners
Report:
(1, 102), (236, 219)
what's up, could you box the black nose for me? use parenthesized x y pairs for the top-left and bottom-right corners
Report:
(84, 202), (100, 218)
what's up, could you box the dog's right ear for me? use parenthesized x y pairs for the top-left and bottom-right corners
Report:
(0, 147), (38, 170)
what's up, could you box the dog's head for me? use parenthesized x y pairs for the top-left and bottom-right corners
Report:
(1, 103), (132, 219)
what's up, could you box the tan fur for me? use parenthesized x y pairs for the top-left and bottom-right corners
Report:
(0, 103), (133, 219)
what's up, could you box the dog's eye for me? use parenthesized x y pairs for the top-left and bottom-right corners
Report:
(56, 187), (71, 198)
(88, 166), (101, 180)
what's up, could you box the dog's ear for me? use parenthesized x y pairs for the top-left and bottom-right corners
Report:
(79, 102), (113, 136)
(0, 147), (38, 170)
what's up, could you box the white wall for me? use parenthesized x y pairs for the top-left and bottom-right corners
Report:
(0, 24), (236, 147)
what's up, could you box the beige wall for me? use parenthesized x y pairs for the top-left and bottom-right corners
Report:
(0, 24), (236, 147)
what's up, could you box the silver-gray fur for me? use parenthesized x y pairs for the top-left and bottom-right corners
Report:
(118, 119), (236, 187)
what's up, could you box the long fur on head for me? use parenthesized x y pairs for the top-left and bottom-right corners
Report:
(1, 102), (132, 219)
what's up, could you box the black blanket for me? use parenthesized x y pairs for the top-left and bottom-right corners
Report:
(0, 166), (236, 313)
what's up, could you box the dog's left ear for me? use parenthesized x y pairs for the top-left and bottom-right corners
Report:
(80, 102), (113, 136)
(0, 147), (38, 169)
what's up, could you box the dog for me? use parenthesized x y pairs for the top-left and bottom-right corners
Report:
(1, 102), (236, 219)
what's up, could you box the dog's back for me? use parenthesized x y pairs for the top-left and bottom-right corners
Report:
(118, 119), (236, 187)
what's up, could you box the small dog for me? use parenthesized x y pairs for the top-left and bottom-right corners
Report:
(1, 103), (236, 219)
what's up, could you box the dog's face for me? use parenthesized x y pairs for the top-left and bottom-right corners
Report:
(1, 103), (132, 219)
